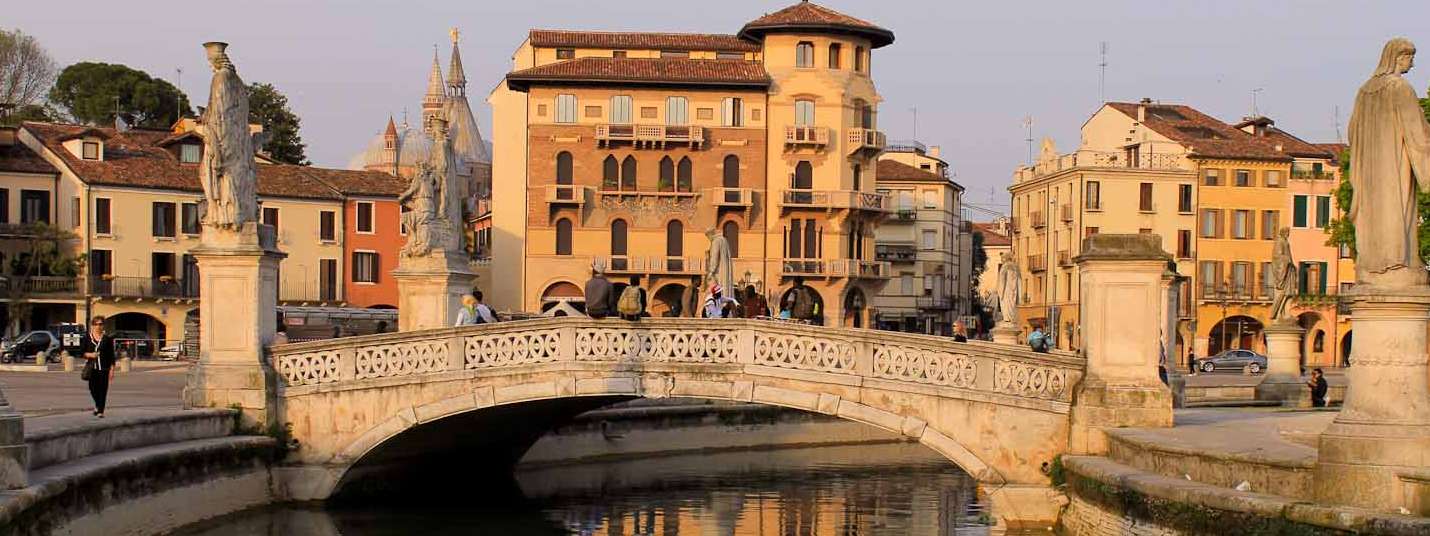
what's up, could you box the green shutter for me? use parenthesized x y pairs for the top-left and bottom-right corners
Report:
(1293, 196), (1308, 227)
(1316, 196), (1331, 228)
(1319, 261), (1328, 294)
(1298, 262), (1310, 295)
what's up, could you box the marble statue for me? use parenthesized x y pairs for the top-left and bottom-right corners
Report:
(996, 252), (1020, 324)
(705, 228), (736, 303)
(1348, 37), (1430, 288)
(1269, 227), (1299, 323)
(399, 118), (464, 257)
(195, 42), (259, 231)
(398, 162), (438, 257)
(982, 289), (1001, 323)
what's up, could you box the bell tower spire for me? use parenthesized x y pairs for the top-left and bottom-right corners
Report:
(422, 45), (446, 128)
(447, 27), (467, 98)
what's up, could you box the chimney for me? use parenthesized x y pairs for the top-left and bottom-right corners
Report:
(1137, 97), (1151, 122)
(929, 145), (941, 158)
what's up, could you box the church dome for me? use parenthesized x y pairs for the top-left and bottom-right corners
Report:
(348, 122), (435, 172)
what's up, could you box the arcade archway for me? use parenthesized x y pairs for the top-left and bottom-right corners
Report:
(1206, 315), (1263, 356)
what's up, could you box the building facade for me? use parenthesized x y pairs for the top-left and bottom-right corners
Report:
(870, 155), (965, 335)
(488, 1), (897, 325)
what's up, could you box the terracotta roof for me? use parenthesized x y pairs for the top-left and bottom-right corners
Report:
(972, 223), (1011, 247)
(529, 30), (759, 53)
(875, 159), (961, 189)
(740, 1), (894, 48)
(1105, 102), (1291, 161)
(0, 132), (58, 175)
(21, 122), (397, 200)
(1230, 117), (1334, 160)
(1316, 143), (1349, 165)
(303, 166), (407, 197)
(506, 58), (770, 90)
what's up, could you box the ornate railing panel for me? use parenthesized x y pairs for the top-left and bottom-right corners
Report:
(752, 332), (856, 373)
(992, 359), (1070, 400)
(574, 328), (739, 364)
(275, 349), (342, 386)
(872, 344), (977, 389)
(466, 331), (560, 368)
(354, 340), (448, 380)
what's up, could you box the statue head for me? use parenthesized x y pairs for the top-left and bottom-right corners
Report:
(1278, 227), (1291, 240)
(705, 228), (717, 240)
(1373, 38), (1417, 77)
(203, 42), (232, 71)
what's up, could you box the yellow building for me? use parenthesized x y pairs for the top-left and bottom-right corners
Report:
(488, 1), (897, 325)
(871, 153), (966, 335)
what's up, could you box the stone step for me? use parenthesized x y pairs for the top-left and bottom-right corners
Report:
(24, 408), (238, 471)
(1184, 399), (1284, 408)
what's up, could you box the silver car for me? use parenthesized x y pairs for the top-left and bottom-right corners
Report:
(1197, 349), (1268, 374)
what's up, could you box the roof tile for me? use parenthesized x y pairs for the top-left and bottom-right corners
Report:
(506, 57), (770, 89)
(529, 30), (759, 53)
(740, 1), (893, 47)
(1106, 102), (1291, 161)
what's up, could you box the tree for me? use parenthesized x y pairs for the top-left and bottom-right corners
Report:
(968, 231), (995, 335)
(0, 29), (57, 116)
(247, 82), (308, 165)
(1, 223), (83, 337)
(0, 103), (57, 126)
(49, 62), (192, 128)
(1325, 86), (1430, 265)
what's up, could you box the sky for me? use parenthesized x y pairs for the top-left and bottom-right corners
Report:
(10, 1), (1430, 219)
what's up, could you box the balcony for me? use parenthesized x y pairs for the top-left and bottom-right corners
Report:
(602, 256), (647, 274)
(893, 208), (917, 222)
(1291, 170), (1337, 181)
(784, 126), (830, 148)
(711, 187), (754, 208)
(1029, 211), (1046, 229)
(1014, 149), (1189, 182)
(1060, 204), (1073, 222)
(596, 124), (704, 148)
(0, 276), (81, 297)
(780, 190), (889, 213)
(875, 244), (916, 263)
(90, 276), (197, 300)
(1027, 255), (1047, 273)
(831, 259), (891, 279)
(916, 296), (951, 310)
(545, 184), (592, 206)
(1058, 250), (1072, 267)
(780, 258), (827, 277)
(846, 128), (886, 155)
(280, 286), (341, 303)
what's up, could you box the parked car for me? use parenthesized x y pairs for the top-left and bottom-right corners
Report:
(156, 344), (182, 360)
(1, 331), (60, 363)
(108, 330), (154, 359)
(1196, 349), (1267, 374)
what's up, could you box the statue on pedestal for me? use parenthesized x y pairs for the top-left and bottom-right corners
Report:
(195, 42), (260, 231)
(996, 252), (1021, 324)
(1269, 227), (1298, 323)
(705, 228), (736, 303)
(1348, 37), (1430, 289)
(399, 118), (464, 257)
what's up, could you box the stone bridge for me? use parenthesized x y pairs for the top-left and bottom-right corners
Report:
(269, 317), (1086, 499)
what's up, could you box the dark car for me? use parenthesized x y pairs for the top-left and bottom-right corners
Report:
(1, 331), (60, 363)
(1196, 349), (1268, 374)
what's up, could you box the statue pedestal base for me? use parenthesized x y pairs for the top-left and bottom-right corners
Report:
(990, 322), (1020, 345)
(0, 395), (25, 489)
(1256, 322), (1309, 407)
(394, 250), (476, 332)
(1314, 287), (1430, 515)
(184, 223), (284, 430)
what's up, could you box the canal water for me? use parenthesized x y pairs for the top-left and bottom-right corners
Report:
(174, 441), (997, 535)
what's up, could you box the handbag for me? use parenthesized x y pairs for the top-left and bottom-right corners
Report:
(80, 359), (95, 381)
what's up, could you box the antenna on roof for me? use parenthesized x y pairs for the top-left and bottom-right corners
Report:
(1334, 105), (1343, 143)
(1022, 116), (1034, 166)
(909, 106), (918, 141)
(1250, 88), (1264, 117)
(175, 67), (184, 122)
(1098, 41), (1109, 103)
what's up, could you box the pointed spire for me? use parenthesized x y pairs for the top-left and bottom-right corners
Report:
(447, 27), (467, 96)
(425, 46), (446, 101)
(384, 115), (398, 137)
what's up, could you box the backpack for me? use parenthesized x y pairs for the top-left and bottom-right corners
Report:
(617, 286), (643, 316)
(791, 287), (816, 319)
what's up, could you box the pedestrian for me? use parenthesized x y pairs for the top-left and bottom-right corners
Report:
(1027, 326), (1050, 353)
(455, 291), (497, 326)
(1307, 368), (1329, 408)
(584, 260), (615, 319)
(617, 276), (647, 320)
(788, 277), (817, 322)
(79, 315), (116, 418)
(1187, 351), (1198, 374)
(742, 286), (769, 318)
(271, 324), (290, 346)
(703, 283), (736, 318)
(374, 320), (388, 334)
(952, 320), (969, 343)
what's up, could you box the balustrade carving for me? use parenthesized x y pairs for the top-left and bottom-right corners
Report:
(355, 340), (448, 380)
(753, 333), (856, 372)
(574, 328), (739, 363)
(275, 350), (341, 386)
(466, 331), (561, 368)
(993, 360), (1069, 400)
(872, 344), (977, 388)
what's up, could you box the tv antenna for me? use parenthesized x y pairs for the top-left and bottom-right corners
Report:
(1251, 88), (1264, 117)
(1099, 41), (1109, 103)
(175, 67), (184, 120)
(1334, 105), (1343, 143)
(909, 106), (918, 142)
(1022, 116), (1034, 166)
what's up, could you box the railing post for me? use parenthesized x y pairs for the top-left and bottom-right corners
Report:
(853, 338), (874, 377)
(558, 325), (577, 362)
(737, 326), (756, 366)
(337, 344), (357, 382)
(446, 330), (465, 372)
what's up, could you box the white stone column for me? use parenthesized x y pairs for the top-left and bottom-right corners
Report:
(0, 386), (26, 489)
(1256, 323), (1309, 407)
(1068, 234), (1173, 455)
(990, 322), (1020, 345)
(393, 250), (476, 332)
(183, 223), (285, 429)
(1314, 287), (1430, 515)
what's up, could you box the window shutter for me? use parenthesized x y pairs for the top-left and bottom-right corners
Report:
(1298, 263), (1310, 294)
(1214, 210), (1224, 238)
(1319, 261), (1328, 294)
(152, 204), (162, 236)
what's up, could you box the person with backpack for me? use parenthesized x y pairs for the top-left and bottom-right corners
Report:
(617, 276), (647, 320)
(1027, 326), (1050, 353)
(788, 277), (817, 322)
(455, 292), (495, 326)
(702, 283), (737, 318)
(585, 260), (615, 319)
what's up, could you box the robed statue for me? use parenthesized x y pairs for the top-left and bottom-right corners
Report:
(996, 251), (1020, 324)
(706, 228), (736, 303)
(1348, 38), (1430, 288)
(399, 117), (464, 257)
(399, 162), (439, 257)
(1269, 228), (1298, 323)
(195, 42), (260, 230)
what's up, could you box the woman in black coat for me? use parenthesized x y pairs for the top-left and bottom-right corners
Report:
(79, 315), (116, 418)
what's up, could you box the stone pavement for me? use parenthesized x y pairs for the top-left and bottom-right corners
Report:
(1127, 407), (1336, 465)
(0, 362), (187, 417)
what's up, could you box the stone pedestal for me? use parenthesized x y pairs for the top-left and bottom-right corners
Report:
(1256, 322), (1309, 407)
(0, 387), (26, 489)
(183, 223), (285, 430)
(990, 322), (1020, 345)
(393, 250), (476, 332)
(1314, 287), (1430, 515)
(1068, 235), (1174, 455)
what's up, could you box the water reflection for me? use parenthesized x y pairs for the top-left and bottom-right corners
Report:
(176, 442), (994, 535)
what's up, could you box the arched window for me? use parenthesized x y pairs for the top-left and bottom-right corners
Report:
(602, 155), (619, 190)
(555, 218), (573, 255)
(659, 156), (675, 192)
(722, 220), (740, 258)
(677, 157), (693, 192)
(804, 220), (818, 258)
(723, 155), (740, 188)
(793, 161), (813, 189)
(556, 151), (573, 185)
(828, 43), (842, 69)
(666, 220), (684, 271)
(852, 164), (862, 191)
(794, 100), (815, 126)
(854, 46), (866, 72)
(611, 219), (628, 256)
(795, 41), (814, 68)
(621, 155), (637, 191)
(1312, 330), (1326, 352)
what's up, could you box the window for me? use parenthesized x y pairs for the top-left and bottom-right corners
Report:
(1200, 209), (1221, 238)
(1199, 261), (1219, 297)
(95, 198), (111, 234)
(556, 48), (574, 59)
(182, 202), (200, 235)
(1261, 262), (1274, 298)
(0, 189), (7, 223)
(1231, 262), (1250, 296)
(795, 41), (814, 67)
(555, 218), (573, 255)
(722, 220), (740, 258)
(789, 220), (802, 258)
(1085, 181), (1101, 210)
(1178, 184), (1193, 213)
(1315, 196), (1331, 228)
(901, 274), (914, 295)
(621, 156), (637, 190)
(1299, 261), (1328, 295)
(854, 46), (865, 72)
(356, 202), (374, 233)
(1292, 195), (1308, 227)
(666, 97), (688, 125)
(20, 190), (47, 224)
(921, 229), (937, 249)
(262, 206), (279, 233)
(1234, 169), (1252, 187)
(71, 197), (80, 227)
(81, 141), (99, 160)
(677, 157), (693, 192)
(611, 219), (628, 257)
(319, 210), (336, 241)
(723, 155), (740, 188)
(666, 220), (683, 258)
(180, 144), (201, 163)
(555, 94), (577, 123)
(852, 164), (862, 191)
(1232, 210), (1250, 239)
(1265, 170), (1282, 187)
(1203, 168), (1220, 186)
(793, 161), (813, 189)
(151, 252), (175, 280)
(612, 50), (627, 58)
(660, 50), (688, 58)
(610, 95), (632, 124)
(794, 99), (815, 126)
(898, 190), (913, 210)
(1139, 183), (1153, 211)
(828, 43), (842, 69)
(716, 51), (743, 60)
(320, 259), (338, 301)
(151, 201), (176, 238)
(721, 97), (743, 127)
(1177, 230), (1192, 258)
(352, 251), (379, 283)
(924, 275), (935, 296)
(922, 190), (937, 209)
(1261, 210), (1279, 240)
(556, 151), (573, 185)
(603, 155), (620, 190)
(90, 249), (112, 277)
(659, 156), (675, 192)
